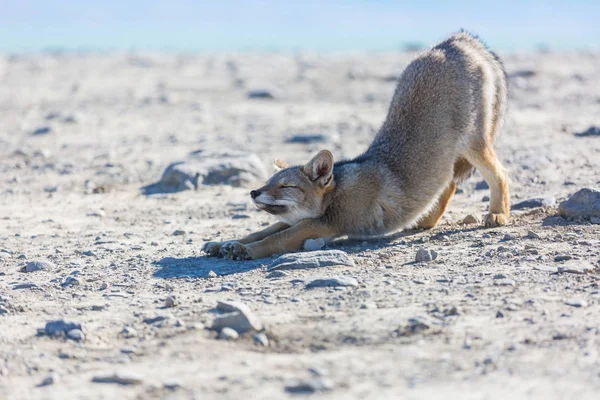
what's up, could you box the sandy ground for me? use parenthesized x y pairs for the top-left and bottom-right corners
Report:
(1, 49), (600, 399)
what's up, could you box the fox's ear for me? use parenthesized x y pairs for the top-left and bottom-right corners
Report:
(303, 150), (334, 186)
(273, 159), (290, 172)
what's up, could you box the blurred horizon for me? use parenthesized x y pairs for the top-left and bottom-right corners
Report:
(1, 0), (600, 53)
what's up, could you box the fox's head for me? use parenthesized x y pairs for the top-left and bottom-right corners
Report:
(250, 150), (335, 225)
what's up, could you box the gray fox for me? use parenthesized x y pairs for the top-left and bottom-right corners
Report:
(203, 31), (510, 260)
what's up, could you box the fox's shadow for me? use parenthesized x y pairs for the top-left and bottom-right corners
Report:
(153, 225), (492, 278)
(152, 255), (265, 278)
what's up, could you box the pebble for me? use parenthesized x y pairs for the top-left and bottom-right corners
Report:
(212, 300), (263, 333)
(172, 230), (185, 236)
(526, 230), (541, 239)
(554, 255), (572, 262)
(559, 188), (600, 218)
(254, 332), (269, 347)
(502, 233), (516, 241)
(303, 238), (325, 251)
(44, 320), (82, 337)
(285, 378), (333, 394)
(462, 214), (481, 225)
(475, 180), (489, 190)
(120, 327), (137, 338)
(496, 310), (505, 318)
(86, 210), (106, 217)
(247, 89), (275, 99)
(144, 151), (267, 193)
(303, 276), (359, 289)
(24, 260), (55, 272)
(266, 270), (289, 279)
(287, 134), (328, 144)
(39, 373), (59, 386)
(267, 250), (354, 271)
(557, 261), (595, 274)
(511, 196), (556, 210)
(219, 327), (239, 340)
(482, 195), (490, 202)
(32, 126), (52, 135)
(494, 278), (516, 287)
(66, 329), (84, 341)
(208, 270), (218, 278)
(564, 298), (588, 308)
(165, 295), (177, 308)
(62, 276), (81, 287)
(415, 248), (438, 262)
(92, 372), (143, 385)
(574, 126), (600, 137)
(143, 315), (170, 324)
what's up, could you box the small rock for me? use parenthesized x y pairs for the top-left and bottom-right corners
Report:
(475, 180), (489, 190)
(554, 255), (572, 262)
(212, 301), (263, 333)
(92, 372), (143, 385)
(266, 270), (289, 279)
(574, 126), (600, 137)
(285, 378), (333, 394)
(208, 270), (218, 278)
(143, 151), (268, 194)
(557, 261), (595, 274)
(62, 276), (81, 287)
(267, 250), (354, 271)
(120, 327), (137, 338)
(494, 278), (516, 287)
(303, 238), (325, 251)
(219, 327), (239, 340)
(86, 210), (106, 217)
(502, 233), (516, 241)
(66, 329), (84, 341)
(287, 134), (327, 144)
(172, 230), (185, 236)
(496, 310), (505, 318)
(39, 373), (59, 386)
(564, 298), (588, 308)
(32, 126), (52, 135)
(512, 196), (556, 210)
(526, 231), (541, 239)
(415, 248), (438, 262)
(303, 276), (358, 289)
(165, 295), (177, 308)
(482, 195), (490, 202)
(143, 314), (170, 325)
(493, 273), (507, 279)
(24, 260), (55, 272)
(462, 214), (481, 225)
(254, 332), (269, 347)
(247, 89), (275, 99)
(590, 217), (600, 224)
(163, 380), (182, 390)
(559, 188), (600, 218)
(44, 320), (82, 337)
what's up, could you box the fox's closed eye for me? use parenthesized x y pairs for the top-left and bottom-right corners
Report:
(280, 184), (297, 189)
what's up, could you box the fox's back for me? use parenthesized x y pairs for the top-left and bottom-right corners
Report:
(370, 31), (507, 173)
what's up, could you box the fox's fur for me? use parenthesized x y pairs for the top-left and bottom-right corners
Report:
(203, 31), (510, 260)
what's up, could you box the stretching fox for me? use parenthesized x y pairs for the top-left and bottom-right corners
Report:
(203, 31), (510, 260)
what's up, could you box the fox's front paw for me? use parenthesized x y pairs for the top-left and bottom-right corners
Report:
(202, 241), (224, 257)
(219, 241), (252, 261)
(485, 213), (509, 227)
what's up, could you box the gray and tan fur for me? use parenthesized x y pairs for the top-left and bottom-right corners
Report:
(203, 31), (510, 260)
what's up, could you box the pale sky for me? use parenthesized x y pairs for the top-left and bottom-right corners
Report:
(1, 0), (599, 52)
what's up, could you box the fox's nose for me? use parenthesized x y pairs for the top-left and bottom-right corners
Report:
(250, 190), (261, 199)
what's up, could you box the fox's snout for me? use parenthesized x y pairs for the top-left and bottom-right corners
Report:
(250, 190), (261, 199)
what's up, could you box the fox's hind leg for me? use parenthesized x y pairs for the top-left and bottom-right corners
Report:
(416, 181), (456, 229)
(465, 146), (510, 227)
